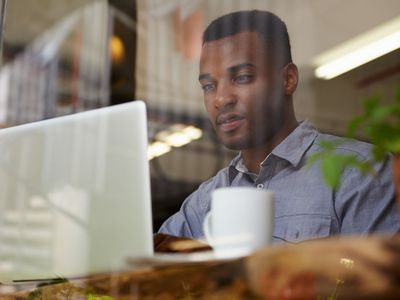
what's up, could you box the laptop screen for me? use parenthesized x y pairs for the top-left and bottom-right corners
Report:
(0, 101), (153, 281)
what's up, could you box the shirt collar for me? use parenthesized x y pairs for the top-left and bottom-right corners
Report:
(269, 120), (318, 168)
(228, 153), (243, 183)
(228, 120), (318, 183)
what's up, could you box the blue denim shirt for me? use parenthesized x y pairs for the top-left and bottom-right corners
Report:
(159, 121), (400, 243)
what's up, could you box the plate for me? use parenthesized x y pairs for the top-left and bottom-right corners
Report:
(127, 249), (251, 268)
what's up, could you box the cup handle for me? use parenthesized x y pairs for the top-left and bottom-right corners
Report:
(203, 211), (214, 246)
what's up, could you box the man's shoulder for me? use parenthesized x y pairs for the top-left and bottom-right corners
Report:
(314, 132), (374, 161)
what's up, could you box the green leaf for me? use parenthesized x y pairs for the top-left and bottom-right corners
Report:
(344, 155), (375, 176)
(357, 160), (376, 176)
(308, 86), (400, 191)
(370, 105), (396, 121)
(347, 116), (364, 137)
(372, 146), (386, 161)
(363, 95), (380, 114)
(321, 155), (345, 190)
(385, 138), (400, 153)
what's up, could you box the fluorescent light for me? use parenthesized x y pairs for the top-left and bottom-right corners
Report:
(149, 124), (203, 160)
(162, 132), (192, 147)
(155, 124), (203, 147)
(314, 16), (400, 80)
(182, 125), (203, 140)
(148, 141), (171, 160)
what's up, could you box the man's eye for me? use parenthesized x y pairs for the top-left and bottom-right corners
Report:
(234, 74), (253, 84)
(201, 83), (215, 92)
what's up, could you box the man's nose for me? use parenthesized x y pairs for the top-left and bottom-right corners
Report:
(215, 83), (236, 109)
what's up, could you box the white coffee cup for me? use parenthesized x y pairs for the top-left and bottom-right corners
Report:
(203, 187), (274, 256)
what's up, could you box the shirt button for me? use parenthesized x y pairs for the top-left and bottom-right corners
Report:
(256, 183), (264, 189)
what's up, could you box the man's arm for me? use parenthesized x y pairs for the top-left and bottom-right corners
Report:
(157, 169), (228, 238)
(158, 185), (211, 239)
(158, 208), (194, 238)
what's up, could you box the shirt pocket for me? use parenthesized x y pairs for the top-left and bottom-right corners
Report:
(273, 214), (332, 244)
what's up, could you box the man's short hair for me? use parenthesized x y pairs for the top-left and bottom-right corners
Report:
(202, 10), (292, 65)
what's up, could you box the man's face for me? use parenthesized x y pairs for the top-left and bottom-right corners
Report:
(199, 31), (287, 150)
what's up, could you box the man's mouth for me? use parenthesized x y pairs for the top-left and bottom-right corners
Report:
(216, 113), (245, 132)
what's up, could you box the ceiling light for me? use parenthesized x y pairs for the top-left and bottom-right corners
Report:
(314, 16), (400, 80)
(148, 141), (171, 160)
(155, 125), (203, 147)
(163, 132), (191, 147)
(149, 124), (203, 160)
(182, 125), (202, 140)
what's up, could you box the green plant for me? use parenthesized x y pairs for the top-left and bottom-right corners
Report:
(307, 139), (374, 190)
(348, 87), (400, 159)
(308, 87), (400, 190)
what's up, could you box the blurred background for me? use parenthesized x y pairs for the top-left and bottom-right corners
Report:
(0, 0), (399, 232)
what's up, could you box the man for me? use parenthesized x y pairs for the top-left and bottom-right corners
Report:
(158, 10), (400, 243)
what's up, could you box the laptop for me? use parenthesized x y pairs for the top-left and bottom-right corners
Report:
(0, 101), (153, 282)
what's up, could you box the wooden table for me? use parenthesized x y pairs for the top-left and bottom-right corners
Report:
(2, 236), (400, 299)
(1, 258), (259, 299)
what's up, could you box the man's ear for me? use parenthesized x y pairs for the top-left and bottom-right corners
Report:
(282, 63), (298, 96)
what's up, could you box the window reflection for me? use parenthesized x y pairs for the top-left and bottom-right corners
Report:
(0, 0), (399, 287)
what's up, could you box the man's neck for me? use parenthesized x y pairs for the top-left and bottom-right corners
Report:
(241, 120), (298, 174)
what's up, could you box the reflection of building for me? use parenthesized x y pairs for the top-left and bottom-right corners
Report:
(0, 205), (55, 278)
(0, 1), (137, 127)
(1, 1), (399, 272)
(0, 190), (89, 280)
